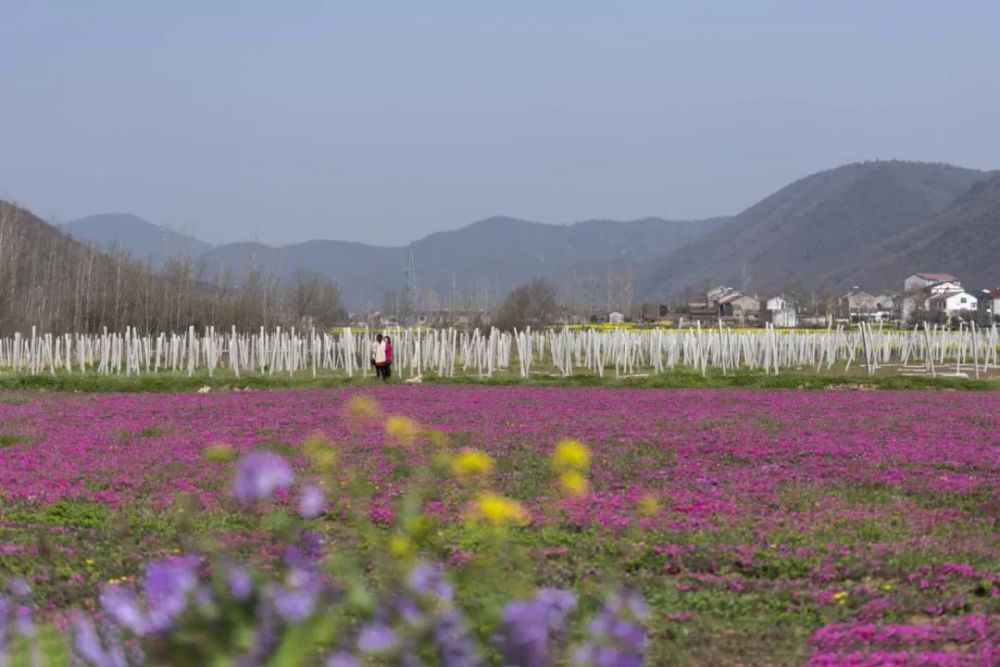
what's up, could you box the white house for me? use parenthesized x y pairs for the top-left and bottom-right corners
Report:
(927, 290), (977, 319)
(763, 296), (797, 327)
(765, 296), (788, 311)
(903, 272), (960, 293)
(901, 273), (962, 322)
(608, 311), (625, 324)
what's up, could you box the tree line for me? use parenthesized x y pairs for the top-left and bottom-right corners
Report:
(0, 201), (347, 335)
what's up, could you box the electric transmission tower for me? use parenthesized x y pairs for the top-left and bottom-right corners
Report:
(403, 249), (418, 322)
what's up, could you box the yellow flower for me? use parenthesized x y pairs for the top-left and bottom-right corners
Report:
(385, 415), (419, 446)
(203, 442), (235, 462)
(302, 432), (337, 471)
(833, 590), (847, 604)
(451, 449), (494, 480)
(882, 583), (894, 592)
(388, 535), (412, 558)
(471, 492), (529, 527)
(638, 494), (660, 516)
(552, 439), (590, 471)
(345, 395), (380, 419)
(559, 470), (589, 497)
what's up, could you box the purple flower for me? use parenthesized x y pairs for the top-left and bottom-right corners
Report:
(227, 565), (253, 600)
(142, 555), (199, 632)
(8, 578), (30, 598)
(493, 588), (577, 667)
(570, 590), (647, 667)
(407, 561), (454, 602)
(358, 622), (398, 653)
(298, 485), (326, 518)
(268, 566), (320, 623)
(14, 605), (34, 637)
(432, 607), (481, 667)
(71, 613), (127, 667)
(233, 452), (294, 504)
(326, 652), (361, 667)
(99, 585), (147, 635)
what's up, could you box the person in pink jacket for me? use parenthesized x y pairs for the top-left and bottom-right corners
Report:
(383, 336), (393, 380)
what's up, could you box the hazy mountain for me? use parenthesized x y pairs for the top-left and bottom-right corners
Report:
(59, 159), (1000, 311)
(637, 160), (995, 298)
(62, 213), (213, 268)
(821, 174), (1000, 291)
(197, 216), (728, 310)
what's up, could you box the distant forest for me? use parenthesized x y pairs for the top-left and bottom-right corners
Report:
(0, 202), (347, 335)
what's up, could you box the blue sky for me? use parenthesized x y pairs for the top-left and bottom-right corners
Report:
(1, 1), (998, 245)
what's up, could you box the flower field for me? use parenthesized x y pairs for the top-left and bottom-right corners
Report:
(0, 386), (998, 664)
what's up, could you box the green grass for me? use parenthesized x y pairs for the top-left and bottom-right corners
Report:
(0, 432), (30, 447)
(0, 365), (998, 393)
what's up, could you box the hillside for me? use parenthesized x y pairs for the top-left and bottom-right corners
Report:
(0, 201), (346, 333)
(0, 201), (151, 332)
(57, 160), (1000, 310)
(637, 161), (994, 297)
(822, 174), (1000, 290)
(62, 213), (213, 267)
(194, 216), (727, 310)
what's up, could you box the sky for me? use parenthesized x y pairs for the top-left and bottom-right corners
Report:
(1, 1), (999, 247)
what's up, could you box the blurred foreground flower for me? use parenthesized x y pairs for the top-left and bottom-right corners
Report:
(494, 588), (577, 667)
(344, 394), (380, 419)
(471, 492), (530, 527)
(298, 485), (326, 518)
(233, 451), (293, 504)
(302, 431), (338, 471)
(552, 439), (590, 472)
(572, 590), (648, 667)
(385, 415), (419, 446)
(1, 449), (648, 667)
(451, 449), (494, 481)
(559, 470), (588, 497)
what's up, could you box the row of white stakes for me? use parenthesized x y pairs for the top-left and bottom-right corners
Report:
(0, 324), (996, 379)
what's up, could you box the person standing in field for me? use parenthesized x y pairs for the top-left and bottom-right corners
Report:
(371, 333), (384, 377)
(373, 333), (388, 379)
(383, 335), (393, 380)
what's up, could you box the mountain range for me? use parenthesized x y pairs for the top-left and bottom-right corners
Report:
(58, 159), (1000, 310)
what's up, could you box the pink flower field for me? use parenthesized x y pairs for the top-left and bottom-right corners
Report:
(1, 385), (998, 664)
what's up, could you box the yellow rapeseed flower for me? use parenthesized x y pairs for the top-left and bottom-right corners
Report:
(345, 395), (380, 419)
(559, 470), (589, 497)
(385, 415), (419, 446)
(203, 442), (235, 462)
(638, 494), (660, 516)
(451, 449), (495, 480)
(388, 535), (412, 558)
(833, 590), (848, 604)
(552, 439), (590, 471)
(302, 432), (338, 471)
(472, 492), (529, 527)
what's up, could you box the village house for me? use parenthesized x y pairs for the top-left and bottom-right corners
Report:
(836, 289), (896, 322)
(708, 288), (760, 324)
(761, 295), (797, 327)
(977, 289), (1000, 326)
(927, 290), (978, 321)
(900, 273), (962, 323)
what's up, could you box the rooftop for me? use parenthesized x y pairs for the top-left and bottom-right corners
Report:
(912, 272), (958, 282)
